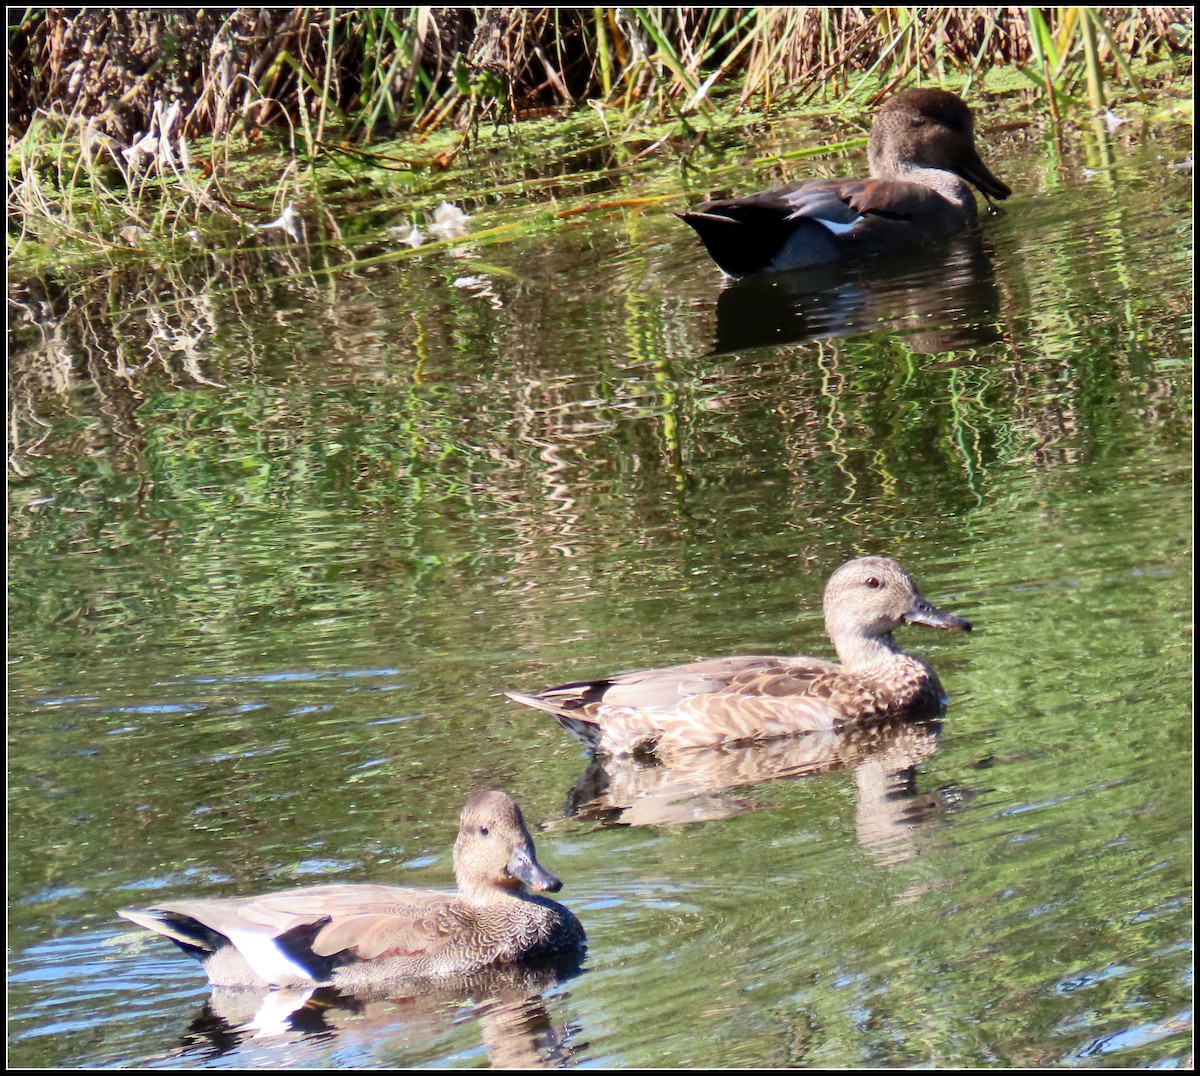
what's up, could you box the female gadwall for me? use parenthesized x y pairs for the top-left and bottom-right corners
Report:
(119, 790), (585, 989)
(679, 88), (1011, 277)
(507, 556), (971, 756)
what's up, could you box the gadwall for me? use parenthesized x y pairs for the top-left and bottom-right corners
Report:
(118, 790), (585, 989)
(679, 88), (1011, 277)
(507, 556), (971, 756)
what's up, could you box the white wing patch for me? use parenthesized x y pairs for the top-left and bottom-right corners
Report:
(248, 987), (317, 1035)
(811, 215), (863, 235)
(223, 926), (318, 985)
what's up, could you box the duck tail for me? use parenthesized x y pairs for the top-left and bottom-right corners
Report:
(504, 690), (568, 717)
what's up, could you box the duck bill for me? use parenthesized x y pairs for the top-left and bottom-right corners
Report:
(507, 846), (563, 893)
(906, 601), (972, 632)
(955, 150), (1012, 202)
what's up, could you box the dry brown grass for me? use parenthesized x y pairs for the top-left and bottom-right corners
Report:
(8, 8), (1192, 145)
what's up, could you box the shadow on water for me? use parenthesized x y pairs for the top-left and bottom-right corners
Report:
(154, 955), (586, 1068)
(562, 718), (986, 866)
(708, 229), (1003, 355)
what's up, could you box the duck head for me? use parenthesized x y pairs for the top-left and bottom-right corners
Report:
(869, 88), (1012, 204)
(823, 556), (972, 660)
(453, 790), (563, 897)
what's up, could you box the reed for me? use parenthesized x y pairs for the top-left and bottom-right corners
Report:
(9, 8), (1190, 143)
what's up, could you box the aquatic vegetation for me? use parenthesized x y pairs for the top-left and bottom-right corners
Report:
(6, 8), (1191, 275)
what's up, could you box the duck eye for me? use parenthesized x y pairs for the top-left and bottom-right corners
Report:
(864, 577), (882, 589)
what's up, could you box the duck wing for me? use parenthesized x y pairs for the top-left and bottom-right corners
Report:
(510, 655), (856, 753)
(786, 178), (959, 224)
(121, 884), (472, 985)
(529, 654), (839, 707)
(681, 177), (973, 276)
(602, 654), (841, 701)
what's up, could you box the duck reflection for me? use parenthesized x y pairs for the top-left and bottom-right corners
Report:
(167, 956), (584, 1067)
(564, 718), (976, 865)
(709, 230), (1003, 355)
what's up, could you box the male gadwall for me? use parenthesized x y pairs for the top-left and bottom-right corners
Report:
(118, 790), (585, 989)
(679, 88), (1011, 277)
(507, 556), (971, 756)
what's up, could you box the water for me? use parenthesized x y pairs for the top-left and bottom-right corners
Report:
(7, 102), (1192, 1068)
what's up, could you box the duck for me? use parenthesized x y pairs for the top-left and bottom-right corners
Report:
(118, 790), (585, 989)
(506, 556), (971, 756)
(678, 87), (1011, 277)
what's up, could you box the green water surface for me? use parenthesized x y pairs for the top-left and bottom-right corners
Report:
(7, 102), (1192, 1068)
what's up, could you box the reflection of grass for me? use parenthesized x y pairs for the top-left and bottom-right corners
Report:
(9, 232), (1190, 551)
(8, 150), (1192, 501)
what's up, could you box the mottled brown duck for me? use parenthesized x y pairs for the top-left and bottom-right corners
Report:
(507, 556), (971, 756)
(118, 790), (585, 989)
